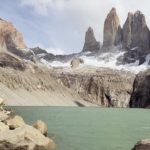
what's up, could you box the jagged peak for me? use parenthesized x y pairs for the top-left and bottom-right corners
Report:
(82, 26), (100, 52)
(85, 26), (96, 43)
(128, 12), (134, 16)
(134, 10), (143, 16)
(87, 26), (93, 32)
(110, 7), (116, 13)
(103, 7), (122, 47)
(105, 7), (120, 25)
(107, 7), (117, 16)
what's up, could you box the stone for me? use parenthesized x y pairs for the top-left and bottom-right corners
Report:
(0, 122), (9, 131)
(117, 47), (147, 65)
(0, 141), (28, 150)
(33, 120), (48, 136)
(103, 8), (122, 48)
(0, 53), (26, 70)
(0, 111), (9, 121)
(130, 69), (150, 108)
(5, 115), (25, 130)
(82, 27), (100, 52)
(0, 125), (55, 150)
(132, 139), (150, 150)
(0, 97), (4, 105)
(123, 11), (150, 50)
(70, 58), (84, 68)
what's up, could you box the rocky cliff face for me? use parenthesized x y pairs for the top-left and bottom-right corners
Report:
(130, 70), (150, 108)
(0, 18), (27, 52)
(82, 27), (100, 52)
(123, 11), (150, 50)
(51, 68), (135, 107)
(117, 10), (150, 64)
(103, 8), (122, 48)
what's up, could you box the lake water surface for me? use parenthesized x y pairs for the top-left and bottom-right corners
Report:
(10, 107), (150, 150)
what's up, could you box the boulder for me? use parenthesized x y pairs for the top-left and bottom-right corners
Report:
(103, 8), (122, 48)
(0, 111), (9, 121)
(70, 58), (84, 68)
(0, 122), (9, 131)
(132, 139), (150, 150)
(5, 115), (25, 130)
(82, 27), (100, 52)
(33, 120), (48, 136)
(0, 125), (55, 150)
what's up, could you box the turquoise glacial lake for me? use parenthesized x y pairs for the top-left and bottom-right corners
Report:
(10, 107), (150, 150)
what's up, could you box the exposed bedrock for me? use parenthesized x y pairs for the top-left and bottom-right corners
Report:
(102, 8), (122, 49)
(51, 68), (135, 107)
(0, 18), (33, 59)
(130, 69), (150, 108)
(82, 27), (100, 53)
(123, 11), (150, 51)
(120, 11), (150, 64)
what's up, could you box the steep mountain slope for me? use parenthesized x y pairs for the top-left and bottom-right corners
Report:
(0, 66), (94, 106)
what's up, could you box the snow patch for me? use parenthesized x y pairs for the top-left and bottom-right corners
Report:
(41, 58), (70, 67)
(41, 52), (150, 74)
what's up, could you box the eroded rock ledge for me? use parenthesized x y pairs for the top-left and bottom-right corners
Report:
(130, 69), (150, 108)
(51, 67), (135, 107)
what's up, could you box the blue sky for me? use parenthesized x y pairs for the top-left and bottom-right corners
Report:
(0, 0), (150, 54)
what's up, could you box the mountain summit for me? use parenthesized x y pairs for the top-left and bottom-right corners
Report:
(82, 27), (100, 52)
(103, 7), (122, 48)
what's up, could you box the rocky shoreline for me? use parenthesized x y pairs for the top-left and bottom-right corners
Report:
(0, 103), (55, 150)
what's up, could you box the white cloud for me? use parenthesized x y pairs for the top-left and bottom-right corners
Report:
(32, 43), (65, 55)
(19, 0), (150, 52)
(19, 0), (150, 41)
(19, 0), (67, 15)
(46, 48), (65, 55)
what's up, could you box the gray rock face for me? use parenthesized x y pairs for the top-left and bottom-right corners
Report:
(82, 27), (100, 52)
(51, 68), (135, 107)
(130, 70), (150, 108)
(123, 11), (150, 50)
(0, 19), (27, 51)
(132, 139), (150, 150)
(103, 8), (122, 47)
(0, 18), (32, 60)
